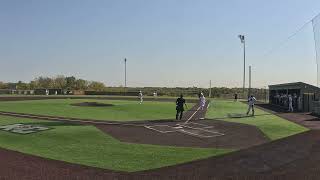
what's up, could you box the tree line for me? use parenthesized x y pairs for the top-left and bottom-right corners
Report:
(0, 76), (107, 91)
(0, 76), (268, 100)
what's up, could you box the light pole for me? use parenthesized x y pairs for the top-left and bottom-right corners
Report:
(209, 80), (212, 98)
(124, 58), (127, 95)
(238, 35), (246, 94)
(248, 65), (251, 97)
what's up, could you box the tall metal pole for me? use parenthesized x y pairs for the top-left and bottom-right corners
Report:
(209, 80), (212, 98)
(238, 35), (246, 94)
(248, 66), (251, 97)
(124, 58), (127, 87)
(124, 58), (127, 96)
(243, 40), (246, 93)
(312, 20), (319, 86)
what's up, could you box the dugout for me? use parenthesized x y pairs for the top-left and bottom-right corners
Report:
(269, 82), (320, 112)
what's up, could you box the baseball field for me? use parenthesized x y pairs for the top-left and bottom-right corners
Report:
(0, 96), (313, 179)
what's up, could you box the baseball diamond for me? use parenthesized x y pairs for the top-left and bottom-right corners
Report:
(0, 96), (313, 180)
(2, 2), (320, 179)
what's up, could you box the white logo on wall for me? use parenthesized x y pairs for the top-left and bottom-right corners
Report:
(0, 124), (50, 134)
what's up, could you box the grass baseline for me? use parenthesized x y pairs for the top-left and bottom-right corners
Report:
(145, 122), (224, 138)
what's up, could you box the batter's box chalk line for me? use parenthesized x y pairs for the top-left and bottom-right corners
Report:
(177, 122), (214, 129)
(178, 128), (224, 138)
(144, 125), (179, 133)
(144, 122), (225, 138)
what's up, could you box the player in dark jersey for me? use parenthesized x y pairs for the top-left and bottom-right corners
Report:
(176, 94), (187, 120)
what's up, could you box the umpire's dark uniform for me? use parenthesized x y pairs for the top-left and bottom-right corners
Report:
(176, 95), (186, 120)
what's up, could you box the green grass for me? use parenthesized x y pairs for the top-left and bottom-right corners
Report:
(206, 100), (308, 140)
(0, 115), (231, 172)
(0, 99), (186, 121)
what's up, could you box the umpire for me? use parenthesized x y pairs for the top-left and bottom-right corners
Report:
(176, 94), (187, 120)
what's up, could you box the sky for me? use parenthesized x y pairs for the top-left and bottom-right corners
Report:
(1, 0), (320, 88)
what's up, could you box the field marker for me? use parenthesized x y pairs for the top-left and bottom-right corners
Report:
(177, 122), (213, 129)
(173, 126), (183, 129)
(178, 129), (224, 138)
(144, 125), (179, 133)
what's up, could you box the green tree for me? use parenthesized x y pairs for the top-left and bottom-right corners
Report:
(88, 81), (106, 91)
(35, 77), (53, 89)
(65, 76), (76, 90)
(17, 81), (29, 90)
(0, 82), (8, 89)
(74, 79), (88, 90)
(29, 81), (38, 89)
(53, 75), (66, 89)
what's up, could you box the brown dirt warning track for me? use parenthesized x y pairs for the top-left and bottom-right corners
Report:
(0, 97), (319, 179)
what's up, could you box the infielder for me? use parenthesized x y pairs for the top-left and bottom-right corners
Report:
(246, 95), (257, 116)
(138, 91), (143, 104)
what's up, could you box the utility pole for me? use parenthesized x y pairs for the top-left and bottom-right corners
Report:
(248, 66), (251, 97)
(238, 35), (246, 93)
(124, 58), (127, 96)
(209, 80), (212, 98)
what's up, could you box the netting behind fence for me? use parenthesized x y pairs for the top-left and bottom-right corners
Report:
(312, 14), (320, 86)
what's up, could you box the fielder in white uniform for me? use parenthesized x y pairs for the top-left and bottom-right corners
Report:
(200, 93), (206, 110)
(247, 95), (257, 116)
(138, 91), (143, 104)
(288, 94), (293, 112)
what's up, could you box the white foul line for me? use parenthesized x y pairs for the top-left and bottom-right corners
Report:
(185, 106), (201, 123)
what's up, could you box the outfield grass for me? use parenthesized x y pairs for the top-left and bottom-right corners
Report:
(0, 99), (185, 121)
(0, 115), (231, 172)
(206, 100), (308, 140)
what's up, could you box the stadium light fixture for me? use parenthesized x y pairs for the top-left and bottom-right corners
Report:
(238, 35), (246, 93)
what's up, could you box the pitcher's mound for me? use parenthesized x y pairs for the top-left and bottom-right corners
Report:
(71, 102), (114, 107)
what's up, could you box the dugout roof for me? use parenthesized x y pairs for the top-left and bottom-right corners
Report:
(269, 82), (320, 91)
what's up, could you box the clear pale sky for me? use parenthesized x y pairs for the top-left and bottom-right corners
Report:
(1, 0), (320, 88)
